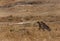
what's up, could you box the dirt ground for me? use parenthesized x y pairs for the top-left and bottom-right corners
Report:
(0, 0), (60, 41)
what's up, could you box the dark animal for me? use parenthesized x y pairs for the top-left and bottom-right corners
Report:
(37, 21), (51, 31)
(37, 21), (41, 30)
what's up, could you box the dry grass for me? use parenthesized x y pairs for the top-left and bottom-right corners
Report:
(0, 15), (59, 41)
(0, 22), (60, 41)
(0, 0), (60, 41)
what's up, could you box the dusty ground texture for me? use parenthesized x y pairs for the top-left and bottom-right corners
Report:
(0, 0), (60, 41)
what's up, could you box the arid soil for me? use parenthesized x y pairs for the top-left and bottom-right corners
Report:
(0, 0), (60, 41)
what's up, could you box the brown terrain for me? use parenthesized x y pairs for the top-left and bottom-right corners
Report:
(0, 0), (60, 41)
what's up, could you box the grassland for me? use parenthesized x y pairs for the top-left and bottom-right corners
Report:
(0, 0), (60, 41)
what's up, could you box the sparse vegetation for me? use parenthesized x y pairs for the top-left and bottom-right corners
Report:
(0, 0), (60, 41)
